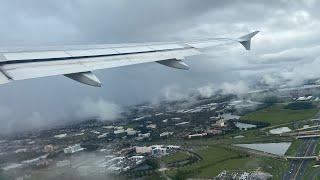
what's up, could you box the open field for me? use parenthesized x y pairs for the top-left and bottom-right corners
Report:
(285, 139), (302, 156)
(160, 151), (190, 164)
(165, 146), (287, 179)
(241, 104), (318, 126)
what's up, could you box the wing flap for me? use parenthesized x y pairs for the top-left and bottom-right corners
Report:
(3, 51), (71, 61)
(66, 48), (118, 57)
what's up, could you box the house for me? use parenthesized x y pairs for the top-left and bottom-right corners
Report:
(135, 146), (152, 154)
(64, 144), (84, 154)
(146, 124), (157, 129)
(216, 119), (226, 127)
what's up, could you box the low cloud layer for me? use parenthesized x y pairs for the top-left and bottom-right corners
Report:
(76, 97), (122, 121)
(0, 97), (122, 134)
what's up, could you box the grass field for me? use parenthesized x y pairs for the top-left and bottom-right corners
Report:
(241, 104), (318, 125)
(166, 147), (287, 179)
(285, 139), (302, 156)
(160, 151), (190, 164)
(197, 157), (255, 178)
(166, 147), (248, 178)
(165, 146), (288, 179)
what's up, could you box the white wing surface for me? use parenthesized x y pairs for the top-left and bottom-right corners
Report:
(0, 31), (259, 87)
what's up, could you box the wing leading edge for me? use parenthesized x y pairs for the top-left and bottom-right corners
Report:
(0, 31), (259, 87)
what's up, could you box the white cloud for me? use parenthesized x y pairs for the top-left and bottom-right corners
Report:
(76, 97), (122, 121)
(159, 85), (189, 101)
(197, 84), (217, 98)
(220, 81), (250, 95)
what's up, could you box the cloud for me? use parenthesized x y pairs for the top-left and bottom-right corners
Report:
(196, 84), (218, 98)
(1, 1), (320, 132)
(76, 97), (122, 121)
(0, 105), (13, 119)
(155, 80), (251, 104)
(0, 108), (52, 134)
(0, 97), (122, 134)
(220, 81), (250, 95)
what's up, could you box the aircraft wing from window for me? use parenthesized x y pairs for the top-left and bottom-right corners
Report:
(0, 31), (259, 87)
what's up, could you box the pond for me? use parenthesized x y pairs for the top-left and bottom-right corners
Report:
(235, 122), (257, 130)
(269, 127), (291, 134)
(234, 142), (291, 156)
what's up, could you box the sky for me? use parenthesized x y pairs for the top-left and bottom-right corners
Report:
(1, 0), (320, 133)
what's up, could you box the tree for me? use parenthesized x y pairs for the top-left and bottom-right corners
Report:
(263, 96), (278, 106)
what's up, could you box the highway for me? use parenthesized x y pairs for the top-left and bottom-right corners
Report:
(282, 138), (318, 180)
(283, 112), (320, 180)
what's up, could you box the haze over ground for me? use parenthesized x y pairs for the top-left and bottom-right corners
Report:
(1, 0), (320, 133)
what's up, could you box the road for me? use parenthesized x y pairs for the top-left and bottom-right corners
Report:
(282, 111), (320, 180)
(283, 138), (318, 180)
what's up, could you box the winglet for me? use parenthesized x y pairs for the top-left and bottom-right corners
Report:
(238, 31), (259, 50)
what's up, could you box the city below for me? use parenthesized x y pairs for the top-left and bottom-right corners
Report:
(1, 83), (320, 180)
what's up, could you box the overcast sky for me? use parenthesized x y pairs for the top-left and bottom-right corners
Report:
(1, 0), (320, 133)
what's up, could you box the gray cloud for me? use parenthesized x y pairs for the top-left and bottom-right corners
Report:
(76, 97), (122, 121)
(0, 0), (320, 133)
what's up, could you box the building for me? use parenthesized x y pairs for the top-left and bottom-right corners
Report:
(188, 133), (208, 139)
(126, 128), (138, 136)
(135, 146), (152, 154)
(91, 130), (100, 135)
(216, 119), (226, 127)
(167, 145), (180, 149)
(54, 133), (67, 139)
(129, 156), (145, 165)
(152, 147), (167, 156)
(139, 133), (150, 138)
(98, 133), (109, 139)
(160, 131), (174, 137)
(74, 132), (85, 136)
(297, 96), (312, 101)
(114, 129), (125, 135)
(175, 122), (190, 126)
(116, 126), (124, 130)
(43, 144), (54, 153)
(146, 124), (157, 129)
(207, 129), (222, 135)
(64, 144), (85, 154)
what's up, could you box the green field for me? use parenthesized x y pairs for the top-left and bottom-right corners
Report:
(160, 151), (190, 164)
(241, 104), (318, 125)
(166, 147), (248, 178)
(165, 146), (287, 179)
(197, 157), (255, 178)
(285, 139), (302, 156)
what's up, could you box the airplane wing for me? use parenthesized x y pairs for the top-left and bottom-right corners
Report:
(0, 31), (259, 87)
